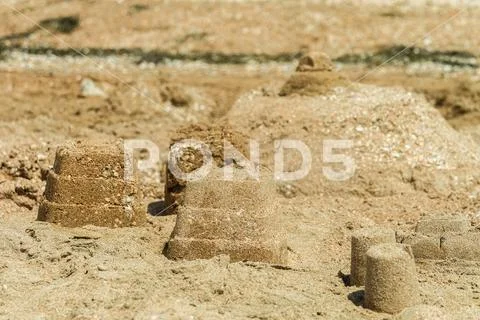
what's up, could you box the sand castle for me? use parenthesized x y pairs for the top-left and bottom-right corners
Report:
(400, 216), (480, 261)
(350, 227), (396, 286)
(163, 123), (286, 263)
(37, 141), (145, 228)
(350, 228), (420, 314)
(350, 217), (477, 315)
(364, 243), (419, 314)
(228, 52), (480, 200)
(165, 166), (287, 263)
(279, 52), (349, 96)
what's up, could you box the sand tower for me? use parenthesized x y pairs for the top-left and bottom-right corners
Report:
(163, 123), (286, 263)
(165, 166), (287, 263)
(415, 215), (470, 235)
(164, 123), (250, 213)
(37, 141), (145, 228)
(350, 227), (396, 286)
(364, 243), (420, 314)
(227, 52), (480, 201)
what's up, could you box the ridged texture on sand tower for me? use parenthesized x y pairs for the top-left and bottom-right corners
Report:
(165, 167), (287, 264)
(364, 243), (420, 314)
(37, 141), (146, 228)
(350, 227), (396, 286)
(164, 123), (250, 214)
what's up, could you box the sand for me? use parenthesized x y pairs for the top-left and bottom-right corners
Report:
(1, 1), (480, 319)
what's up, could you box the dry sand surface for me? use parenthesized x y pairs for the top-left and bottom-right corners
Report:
(1, 0), (480, 319)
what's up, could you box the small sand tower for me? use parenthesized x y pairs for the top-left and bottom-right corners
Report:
(364, 243), (420, 314)
(165, 166), (287, 263)
(164, 123), (250, 213)
(350, 227), (396, 286)
(37, 141), (145, 228)
(228, 52), (480, 203)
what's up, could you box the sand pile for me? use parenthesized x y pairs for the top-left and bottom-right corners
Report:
(163, 123), (286, 263)
(227, 53), (480, 198)
(164, 123), (250, 211)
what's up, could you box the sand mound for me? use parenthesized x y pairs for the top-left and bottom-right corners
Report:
(228, 82), (480, 198)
